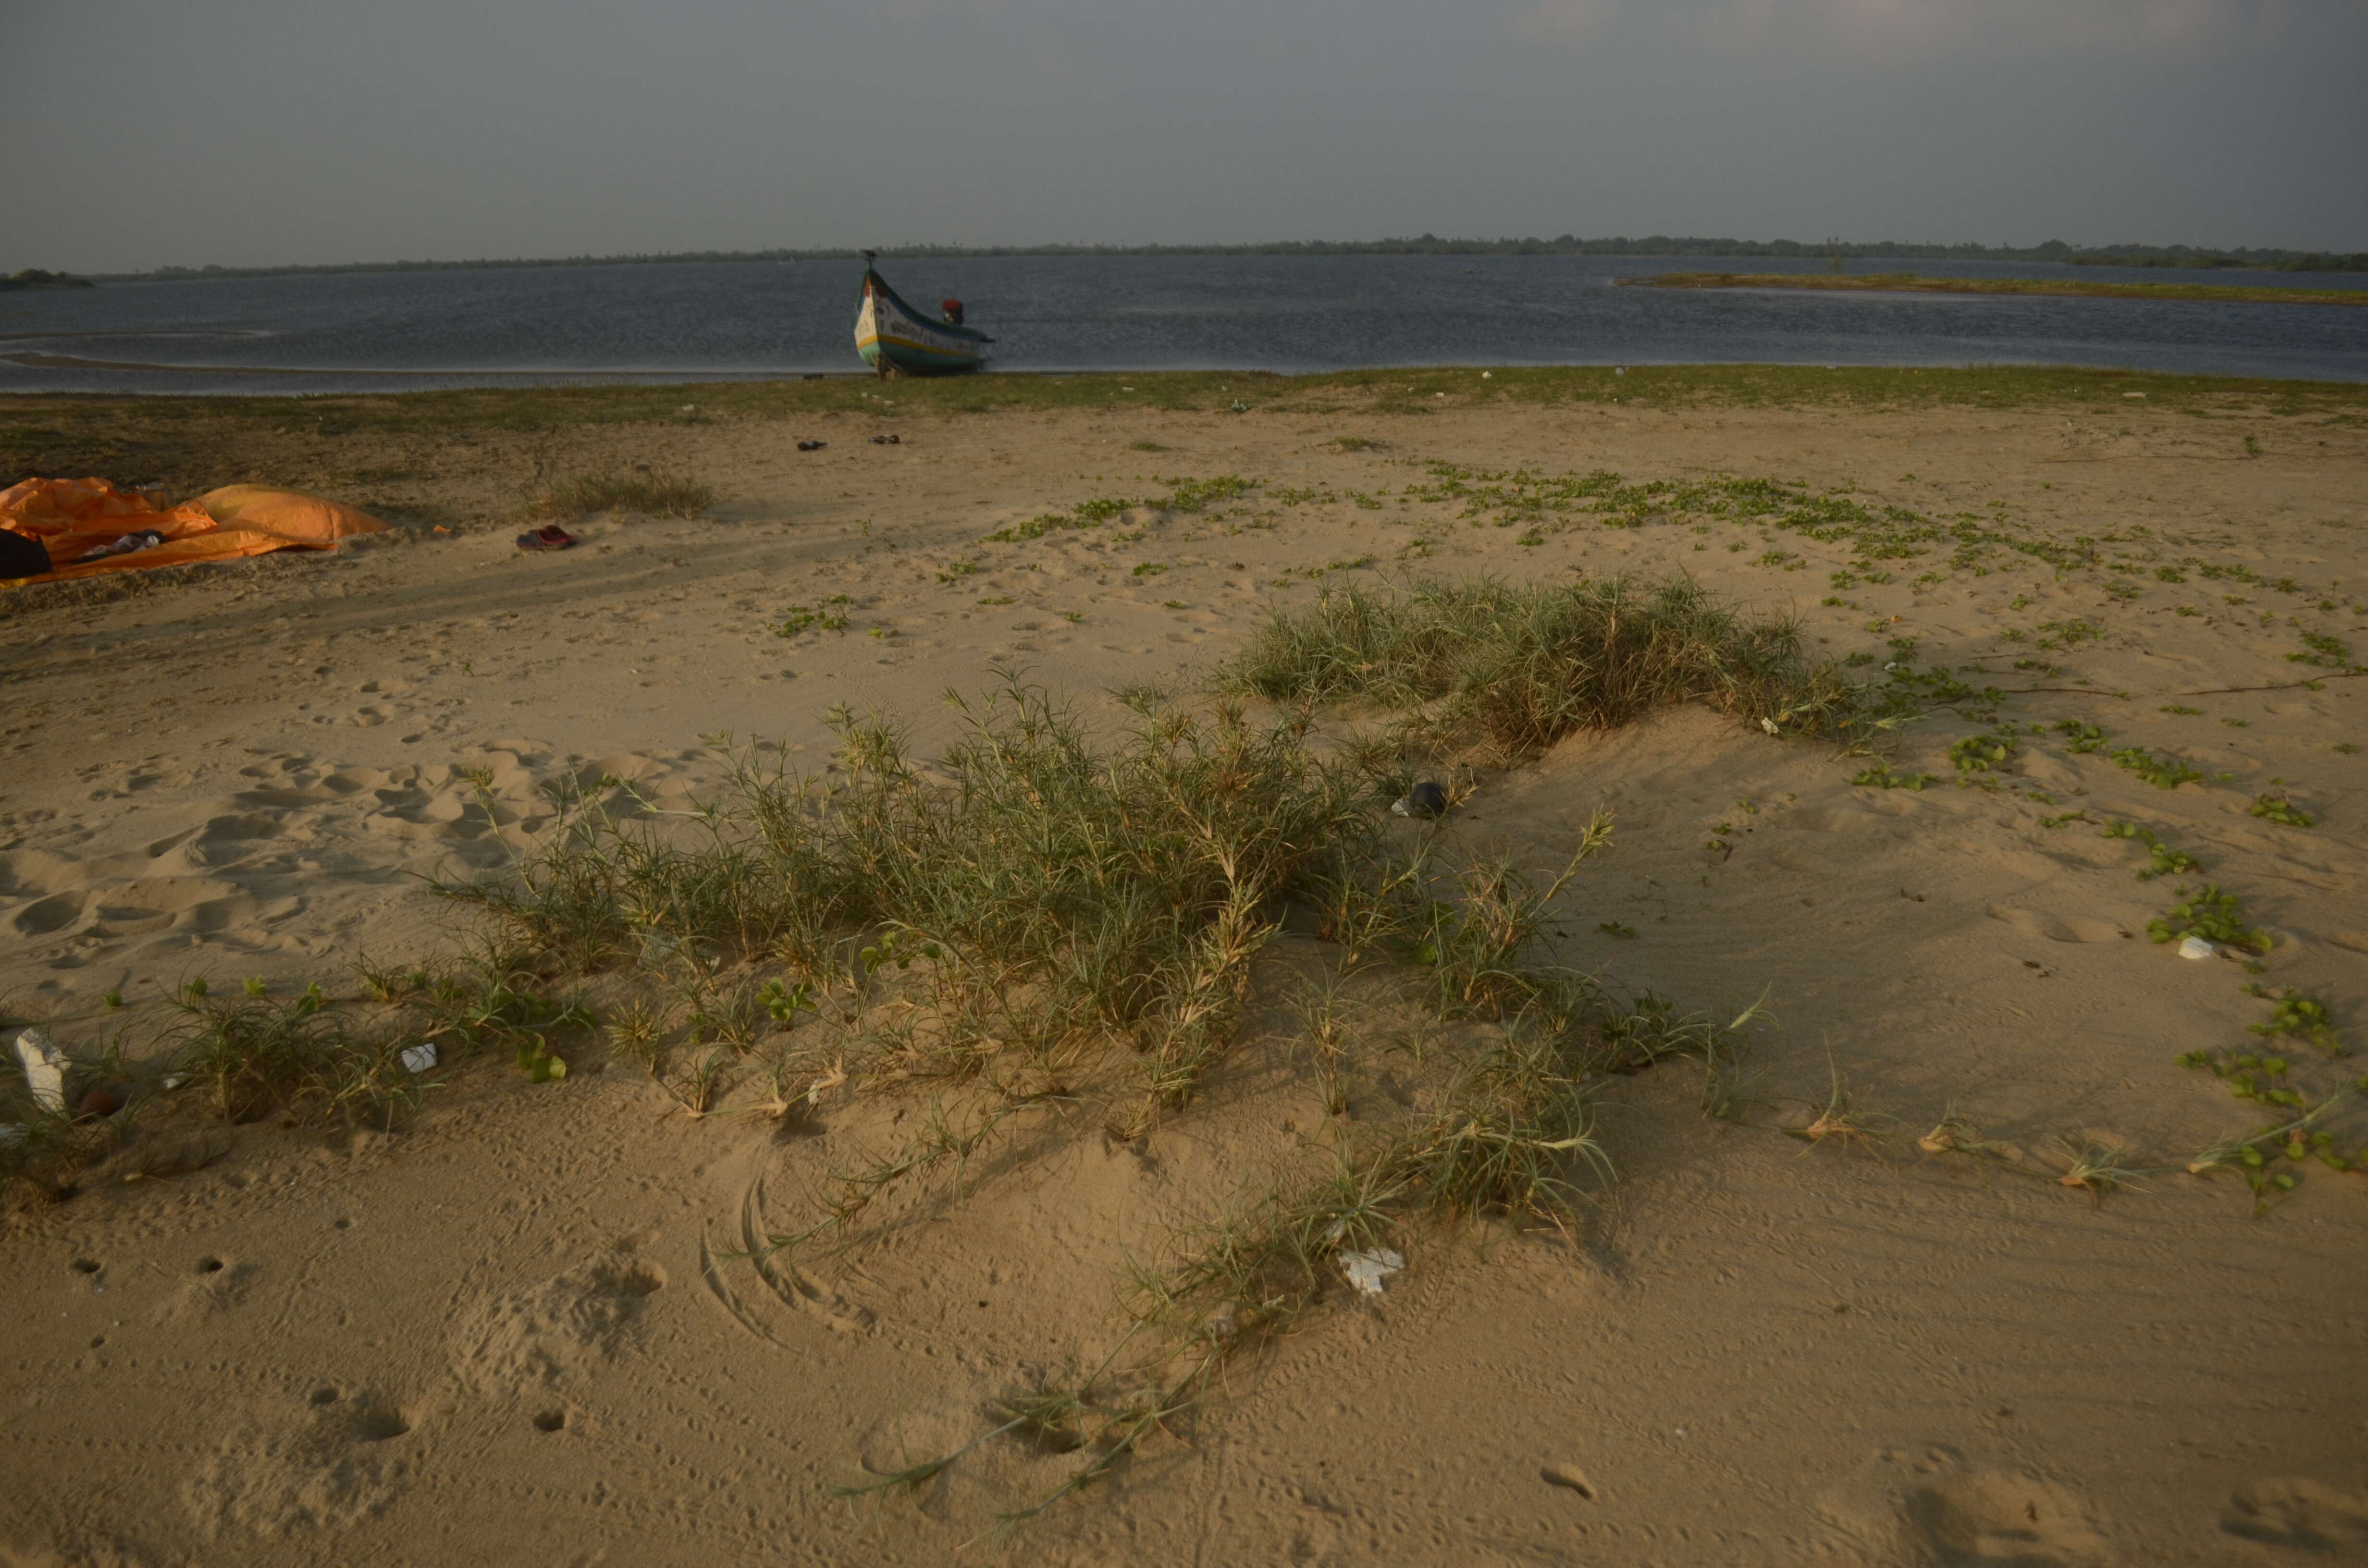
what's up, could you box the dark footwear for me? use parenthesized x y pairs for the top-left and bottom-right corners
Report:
(516, 525), (575, 552)
(798, 439), (826, 452)
(1391, 780), (1449, 819)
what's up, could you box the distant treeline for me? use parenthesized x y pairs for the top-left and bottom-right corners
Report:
(74, 235), (2368, 282)
(0, 268), (95, 291)
(2066, 245), (2368, 272)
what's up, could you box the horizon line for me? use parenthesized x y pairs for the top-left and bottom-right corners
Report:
(60, 233), (2368, 284)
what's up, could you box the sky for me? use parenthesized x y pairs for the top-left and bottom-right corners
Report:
(7, 0), (2366, 272)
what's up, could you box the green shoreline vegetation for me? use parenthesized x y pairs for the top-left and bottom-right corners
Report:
(1627, 271), (2368, 307)
(33, 235), (2363, 285)
(5, 367), (2366, 454)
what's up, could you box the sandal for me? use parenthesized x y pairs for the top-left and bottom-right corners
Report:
(516, 525), (576, 552)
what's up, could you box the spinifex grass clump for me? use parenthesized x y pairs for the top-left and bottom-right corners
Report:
(442, 681), (1370, 1111)
(523, 469), (714, 521)
(166, 983), (420, 1124)
(1222, 574), (1862, 760)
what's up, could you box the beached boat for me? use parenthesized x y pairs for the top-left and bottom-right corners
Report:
(853, 254), (992, 375)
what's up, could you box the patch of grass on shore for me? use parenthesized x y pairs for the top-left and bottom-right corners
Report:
(1393, 459), (2101, 580)
(1625, 271), (2368, 308)
(439, 679), (1372, 1127)
(6, 365), (2363, 464)
(523, 468), (713, 520)
(1222, 575), (1863, 760)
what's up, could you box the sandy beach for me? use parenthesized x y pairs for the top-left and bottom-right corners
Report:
(3, 369), (2366, 1567)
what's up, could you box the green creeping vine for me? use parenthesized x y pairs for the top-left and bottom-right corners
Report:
(2100, 821), (2202, 881)
(2110, 746), (2205, 789)
(2146, 883), (2269, 954)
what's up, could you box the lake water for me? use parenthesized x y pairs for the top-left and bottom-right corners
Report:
(4, 254), (2363, 396)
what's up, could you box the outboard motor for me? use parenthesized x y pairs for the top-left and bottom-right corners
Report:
(940, 298), (966, 327)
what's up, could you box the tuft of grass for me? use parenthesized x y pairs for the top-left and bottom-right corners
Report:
(1221, 574), (1864, 762)
(1788, 1054), (1885, 1149)
(440, 678), (1370, 1122)
(1288, 975), (1359, 1118)
(1916, 1102), (2010, 1163)
(523, 469), (714, 521)
(165, 985), (419, 1125)
(2052, 1138), (2145, 1199)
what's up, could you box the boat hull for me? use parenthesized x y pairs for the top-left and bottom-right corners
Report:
(854, 272), (990, 376)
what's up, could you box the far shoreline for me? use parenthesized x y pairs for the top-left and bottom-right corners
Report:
(1623, 271), (2368, 307)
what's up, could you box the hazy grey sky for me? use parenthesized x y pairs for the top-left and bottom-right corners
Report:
(8, 0), (2365, 272)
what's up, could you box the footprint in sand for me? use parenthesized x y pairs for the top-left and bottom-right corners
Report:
(7, 873), (251, 944)
(2221, 1478), (2368, 1553)
(183, 1387), (417, 1540)
(10, 887), (87, 937)
(154, 1256), (265, 1325)
(1985, 905), (2132, 944)
(702, 1169), (873, 1341)
(1819, 1446), (2114, 1568)
(447, 1250), (668, 1396)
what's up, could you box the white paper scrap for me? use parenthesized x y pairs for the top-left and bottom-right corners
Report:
(1340, 1248), (1405, 1297)
(14, 1029), (68, 1114)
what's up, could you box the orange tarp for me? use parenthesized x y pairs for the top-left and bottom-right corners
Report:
(0, 477), (388, 586)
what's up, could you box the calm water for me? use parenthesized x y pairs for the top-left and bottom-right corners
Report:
(4, 254), (2364, 395)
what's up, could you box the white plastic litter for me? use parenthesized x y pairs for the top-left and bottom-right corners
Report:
(1340, 1248), (1405, 1298)
(2177, 935), (2221, 962)
(399, 1042), (439, 1074)
(13, 1029), (68, 1114)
